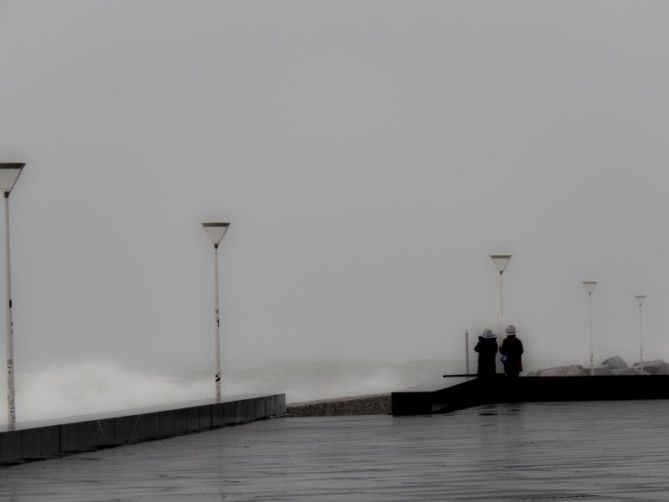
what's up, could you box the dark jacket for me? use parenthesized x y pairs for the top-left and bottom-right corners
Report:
(474, 336), (498, 376)
(500, 335), (524, 372)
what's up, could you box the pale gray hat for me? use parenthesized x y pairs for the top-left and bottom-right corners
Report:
(482, 329), (497, 339)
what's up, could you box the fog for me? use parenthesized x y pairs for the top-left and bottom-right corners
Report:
(1, 1), (669, 421)
(0, 358), (464, 422)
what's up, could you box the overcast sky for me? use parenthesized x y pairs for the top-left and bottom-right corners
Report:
(1, 1), (669, 375)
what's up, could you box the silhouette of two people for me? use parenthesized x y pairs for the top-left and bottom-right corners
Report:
(475, 325), (524, 379)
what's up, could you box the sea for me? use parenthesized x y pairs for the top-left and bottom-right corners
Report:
(0, 358), (463, 424)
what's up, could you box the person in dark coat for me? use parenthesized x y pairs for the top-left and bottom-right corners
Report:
(474, 329), (498, 377)
(500, 325), (524, 378)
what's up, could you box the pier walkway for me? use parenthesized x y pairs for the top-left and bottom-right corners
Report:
(2, 400), (669, 501)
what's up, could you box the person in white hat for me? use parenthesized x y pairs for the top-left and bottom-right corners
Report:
(474, 329), (498, 377)
(500, 325), (524, 378)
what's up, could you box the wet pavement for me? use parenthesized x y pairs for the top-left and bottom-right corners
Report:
(2, 400), (669, 501)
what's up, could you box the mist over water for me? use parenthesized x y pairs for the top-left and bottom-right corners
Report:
(6, 361), (211, 424)
(0, 353), (620, 425)
(0, 358), (464, 425)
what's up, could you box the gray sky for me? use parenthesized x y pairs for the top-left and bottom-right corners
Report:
(1, 1), (669, 374)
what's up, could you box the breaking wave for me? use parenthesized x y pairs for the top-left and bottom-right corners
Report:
(0, 358), (458, 424)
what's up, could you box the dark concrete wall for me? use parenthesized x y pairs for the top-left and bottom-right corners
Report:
(0, 394), (286, 466)
(392, 375), (669, 415)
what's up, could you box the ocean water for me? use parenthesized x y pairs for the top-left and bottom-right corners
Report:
(0, 358), (461, 424)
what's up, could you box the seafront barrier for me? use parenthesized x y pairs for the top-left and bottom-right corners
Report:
(392, 375), (669, 415)
(0, 393), (285, 466)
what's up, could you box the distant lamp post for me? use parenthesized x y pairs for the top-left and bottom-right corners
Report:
(464, 330), (470, 375)
(202, 222), (230, 402)
(0, 163), (24, 429)
(583, 281), (597, 376)
(634, 295), (646, 374)
(490, 255), (511, 336)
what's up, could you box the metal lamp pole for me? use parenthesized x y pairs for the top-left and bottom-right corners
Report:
(465, 330), (469, 375)
(635, 295), (646, 374)
(583, 281), (597, 376)
(202, 222), (230, 402)
(490, 255), (511, 337)
(0, 163), (24, 429)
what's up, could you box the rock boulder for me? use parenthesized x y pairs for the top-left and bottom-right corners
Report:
(601, 356), (628, 369)
(632, 360), (669, 375)
(536, 365), (588, 377)
(612, 367), (646, 376)
(591, 365), (613, 376)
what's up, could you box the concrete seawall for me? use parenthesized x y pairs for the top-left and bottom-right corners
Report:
(392, 375), (669, 415)
(0, 393), (285, 466)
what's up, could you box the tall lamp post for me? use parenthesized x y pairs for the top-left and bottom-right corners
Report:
(635, 295), (646, 374)
(490, 255), (511, 337)
(464, 330), (470, 375)
(583, 281), (597, 376)
(202, 222), (230, 402)
(0, 163), (24, 429)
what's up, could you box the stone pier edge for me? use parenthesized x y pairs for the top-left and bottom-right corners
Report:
(0, 393), (286, 466)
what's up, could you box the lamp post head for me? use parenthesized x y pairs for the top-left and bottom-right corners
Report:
(583, 281), (597, 295)
(0, 163), (25, 197)
(635, 295), (646, 307)
(490, 254), (511, 274)
(202, 222), (230, 247)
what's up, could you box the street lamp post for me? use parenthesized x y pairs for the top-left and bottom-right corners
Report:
(635, 295), (646, 374)
(202, 222), (230, 402)
(0, 163), (24, 429)
(465, 330), (470, 375)
(583, 281), (597, 376)
(490, 255), (511, 337)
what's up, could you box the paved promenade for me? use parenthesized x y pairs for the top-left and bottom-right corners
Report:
(2, 400), (669, 501)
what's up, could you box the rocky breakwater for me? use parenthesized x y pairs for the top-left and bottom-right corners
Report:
(531, 356), (669, 376)
(286, 394), (391, 417)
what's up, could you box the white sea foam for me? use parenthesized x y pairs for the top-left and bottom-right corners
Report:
(0, 358), (459, 424)
(1, 361), (209, 423)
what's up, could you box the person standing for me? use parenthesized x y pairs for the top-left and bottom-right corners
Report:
(500, 325), (524, 379)
(474, 329), (498, 377)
